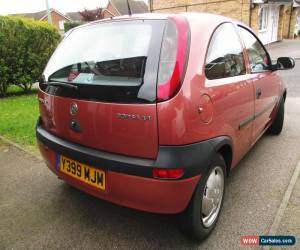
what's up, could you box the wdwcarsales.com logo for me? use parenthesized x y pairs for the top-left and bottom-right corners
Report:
(241, 236), (259, 246)
(241, 236), (296, 246)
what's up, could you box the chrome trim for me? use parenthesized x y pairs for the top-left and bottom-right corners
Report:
(116, 113), (152, 121)
(70, 103), (78, 116)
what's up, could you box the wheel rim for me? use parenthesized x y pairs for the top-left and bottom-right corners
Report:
(201, 166), (224, 228)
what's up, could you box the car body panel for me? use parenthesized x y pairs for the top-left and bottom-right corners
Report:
(157, 14), (284, 168)
(38, 91), (159, 159)
(250, 71), (280, 141)
(38, 140), (200, 214)
(37, 13), (287, 214)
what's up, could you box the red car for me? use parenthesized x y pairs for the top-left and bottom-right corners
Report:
(37, 13), (294, 240)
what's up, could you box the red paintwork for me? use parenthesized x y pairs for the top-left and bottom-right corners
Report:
(38, 13), (286, 213)
(198, 94), (213, 123)
(38, 91), (158, 159)
(38, 141), (200, 214)
(157, 13), (284, 167)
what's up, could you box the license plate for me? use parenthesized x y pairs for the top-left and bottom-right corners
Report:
(58, 155), (105, 190)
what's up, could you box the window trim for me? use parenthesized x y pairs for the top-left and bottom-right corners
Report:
(258, 6), (268, 33)
(41, 19), (167, 104)
(59, 20), (65, 30)
(237, 25), (272, 74)
(204, 22), (247, 81)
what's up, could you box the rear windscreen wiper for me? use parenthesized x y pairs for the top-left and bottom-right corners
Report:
(46, 80), (78, 90)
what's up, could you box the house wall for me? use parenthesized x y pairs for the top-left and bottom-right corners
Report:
(151, 0), (251, 25)
(294, 7), (300, 36)
(250, 5), (259, 33)
(251, 4), (285, 44)
(251, 4), (297, 42)
(41, 11), (69, 31)
(103, 9), (113, 18)
(150, 0), (299, 43)
(289, 7), (299, 37)
(280, 4), (292, 38)
(103, 2), (120, 18)
(277, 5), (285, 40)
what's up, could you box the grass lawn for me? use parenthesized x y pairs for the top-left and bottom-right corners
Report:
(0, 93), (39, 152)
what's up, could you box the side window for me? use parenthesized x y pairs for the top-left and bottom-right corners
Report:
(205, 23), (246, 80)
(238, 26), (270, 73)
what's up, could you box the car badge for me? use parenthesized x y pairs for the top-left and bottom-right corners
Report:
(70, 103), (78, 116)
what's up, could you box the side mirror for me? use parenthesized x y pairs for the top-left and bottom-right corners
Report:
(275, 57), (295, 70)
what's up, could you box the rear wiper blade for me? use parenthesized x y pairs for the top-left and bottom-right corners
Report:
(46, 80), (78, 90)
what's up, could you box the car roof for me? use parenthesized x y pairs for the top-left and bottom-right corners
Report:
(82, 12), (238, 27)
(69, 12), (247, 35)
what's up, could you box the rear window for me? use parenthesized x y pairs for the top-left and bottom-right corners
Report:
(41, 20), (166, 103)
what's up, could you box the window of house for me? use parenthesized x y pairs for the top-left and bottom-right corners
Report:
(259, 7), (268, 31)
(295, 12), (300, 36)
(297, 11), (300, 26)
(238, 26), (270, 72)
(205, 23), (246, 80)
(59, 20), (65, 30)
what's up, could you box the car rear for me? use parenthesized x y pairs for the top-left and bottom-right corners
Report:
(37, 15), (205, 214)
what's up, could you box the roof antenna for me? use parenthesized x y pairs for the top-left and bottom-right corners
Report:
(126, 0), (132, 16)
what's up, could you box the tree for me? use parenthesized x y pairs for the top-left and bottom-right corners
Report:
(79, 8), (103, 22)
(0, 16), (60, 96)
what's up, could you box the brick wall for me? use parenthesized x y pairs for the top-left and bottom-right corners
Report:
(277, 5), (285, 40)
(250, 5), (259, 33)
(103, 2), (120, 18)
(150, 1), (299, 41)
(279, 5), (298, 39)
(250, 5), (289, 41)
(289, 7), (299, 38)
(151, 0), (251, 25)
(281, 5), (292, 38)
(41, 11), (69, 30)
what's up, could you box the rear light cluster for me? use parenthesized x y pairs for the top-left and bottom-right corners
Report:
(157, 16), (190, 102)
(153, 168), (184, 179)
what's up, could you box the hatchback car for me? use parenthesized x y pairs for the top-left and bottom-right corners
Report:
(37, 13), (294, 240)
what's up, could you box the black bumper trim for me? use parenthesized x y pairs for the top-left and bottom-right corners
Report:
(36, 124), (228, 179)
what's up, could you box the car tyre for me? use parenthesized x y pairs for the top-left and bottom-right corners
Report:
(179, 153), (226, 241)
(268, 98), (285, 135)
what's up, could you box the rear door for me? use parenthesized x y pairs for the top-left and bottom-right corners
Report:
(39, 19), (166, 159)
(238, 26), (279, 142)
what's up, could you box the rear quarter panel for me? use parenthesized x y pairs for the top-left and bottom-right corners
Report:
(157, 15), (254, 167)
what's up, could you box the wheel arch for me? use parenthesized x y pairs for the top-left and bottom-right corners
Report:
(209, 136), (233, 176)
(283, 89), (287, 102)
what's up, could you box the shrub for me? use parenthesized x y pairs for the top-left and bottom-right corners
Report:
(64, 21), (82, 32)
(79, 8), (103, 21)
(0, 16), (61, 96)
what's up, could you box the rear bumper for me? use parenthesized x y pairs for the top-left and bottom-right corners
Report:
(39, 140), (200, 213)
(36, 123), (219, 214)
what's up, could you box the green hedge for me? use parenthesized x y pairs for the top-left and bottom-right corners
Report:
(64, 21), (82, 32)
(0, 16), (61, 96)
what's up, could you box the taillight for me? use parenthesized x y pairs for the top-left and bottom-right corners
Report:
(157, 16), (190, 102)
(153, 168), (184, 179)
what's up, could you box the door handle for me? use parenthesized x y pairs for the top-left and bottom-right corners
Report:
(256, 88), (262, 99)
